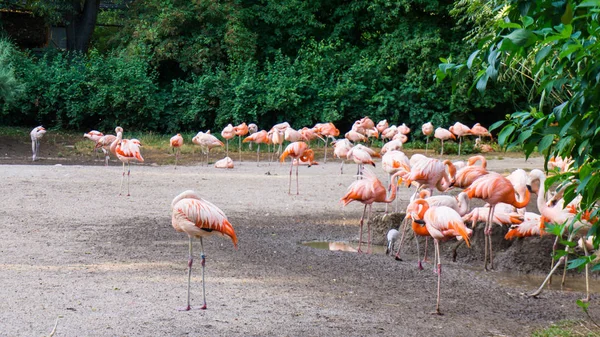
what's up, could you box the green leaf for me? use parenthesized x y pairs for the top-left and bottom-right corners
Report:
(591, 263), (600, 272)
(517, 129), (533, 143)
(577, 0), (600, 8)
(559, 44), (581, 60)
(489, 120), (505, 132)
(499, 22), (522, 29)
(498, 124), (516, 146)
(567, 257), (589, 269)
(466, 50), (480, 69)
(553, 101), (568, 120)
(504, 29), (537, 47)
(577, 299), (590, 311)
(561, 1), (574, 24)
(522, 16), (534, 28)
(538, 134), (555, 153)
(476, 73), (489, 93)
(535, 46), (552, 64)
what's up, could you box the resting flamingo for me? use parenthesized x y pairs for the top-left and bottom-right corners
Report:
(449, 122), (471, 156)
(234, 122), (249, 161)
(422, 122), (434, 154)
(463, 172), (530, 270)
(171, 190), (238, 311)
(83, 130), (104, 158)
(30, 126), (46, 161)
(332, 138), (353, 174)
(347, 144), (378, 177)
(95, 134), (117, 166)
(451, 155), (489, 189)
(434, 127), (455, 156)
(314, 122), (340, 163)
(408, 199), (471, 315)
(340, 167), (398, 253)
(214, 156), (234, 169)
(192, 131), (224, 166)
(397, 123), (411, 136)
(170, 133), (184, 168)
(470, 123), (492, 141)
(111, 127), (144, 196)
(243, 130), (269, 165)
(221, 124), (235, 157)
(376, 120), (389, 134)
(280, 141), (317, 195)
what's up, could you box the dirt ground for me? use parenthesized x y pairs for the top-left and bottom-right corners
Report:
(1, 139), (599, 336)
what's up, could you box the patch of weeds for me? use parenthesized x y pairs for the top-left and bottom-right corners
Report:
(532, 320), (600, 337)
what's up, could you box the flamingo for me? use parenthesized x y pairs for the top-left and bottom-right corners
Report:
(394, 157), (456, 195)
(332, 138), (353, 174)
(214, 156), (234, 169)
(170, 133), (184, 168)
(340, 167), (399, 253)
(246, 123), (258, 151)
(392, 133), (408, 144)
(408, 199), (471, 315)
(397, 123), (411, 135)
(192, 131), (224, 166)
(171, 190), (238, 311)
(376, 120), (389, 134)
(381, 139), (404, 155)
(280, 141), (317, 195)
(234, 122), (249, 162)
(83, 130), (104, 158)
(381, 125), (398, 141)
(347, 144), (379, 177)
(345, 130), (367, 143)
(463, 172), (530, 270)
(422, 122), (434, 153)
(470, 123), (492, 142)
(548, 156), (574, 173)
(449, 122), (471, 156)
(313, 122), (339, 163)
(30, 126), (46, 161)
(243, 130), (269, 165)
(504, 212), (545, 240)
(221, 124), (235, 157)
(386, 229), (399, 255)
(111, 127), (144, 196)
(95, 134), (117, 166)
(381, 150), (410, 212)
(434, 127), (455, 156)
(451, 155), (489, 189)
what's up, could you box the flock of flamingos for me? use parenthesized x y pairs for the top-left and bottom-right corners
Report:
(27, 117), (596, 314)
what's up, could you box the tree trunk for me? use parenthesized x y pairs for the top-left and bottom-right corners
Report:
(65, 0), (100, 52)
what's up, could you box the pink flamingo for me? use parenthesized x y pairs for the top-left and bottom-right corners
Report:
(341, 167), (398, 253)
(449, 122), (472, 156)
(280, 141), (317, 194)
(95, 134), (117, 166)
(83, 130), (104, 158)
(347, 144), (379, 177)
(111, 127), (144, 196)
(221, 124), (235, 157)
(434, 127), (455, 156)
(170, 133), (184, 168)
(422, 122), (434, 153)
(233, 122), (249, 162)
(376, 119), (389, 134)
(470, 123), (492, 142)
(451, 155), (489, 189)
(332, 138), (353, 174)
(243, 130), (269, 165)
(171, 190), (238, 311)
(192, 131), (224, 166)
(214, 156), (234, 169)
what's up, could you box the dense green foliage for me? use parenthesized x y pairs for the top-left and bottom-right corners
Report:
(1, 0), (518, 132)
(438, 0), (600, 270)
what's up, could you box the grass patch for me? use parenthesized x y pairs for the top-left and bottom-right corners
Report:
(532, 320), (600, 337)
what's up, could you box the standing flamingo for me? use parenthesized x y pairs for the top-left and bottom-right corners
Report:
(470, 123), (492, 142)
(434, 127), (455, 156)
(376, 120), (389, 134)
(451, 155), (489, 189)
(221, 124), (235, 157)
(332, 138), (353, 174)
(408, 199), (471, 315)
(171, 190), (238, 311)
(95, 133), (117, 166)
(422, 122), (434, 154)
(83, 130), (104, 158)
(170, 133), (184, 169)
(110, 127), (144, 196)
(449, 122), (472, 156)
(192, 131), (224, 166)
(234, 122), (249, 162)
(347, 144), (379, 177)
(315, 122), (340, 163)
(243, 130), (269, 165)
(341, 167), (398, 253)
(30, 126), (46, 161)
(463, 172), (530, 270)
(280, 141), (317, 195)
(397, 123), (411, 136)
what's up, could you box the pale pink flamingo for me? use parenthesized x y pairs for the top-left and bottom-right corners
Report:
(345, 130), (367, 143)
(397, 123), (411, 135)
(280, 141), (317, 194)
(170, 133), (184, 168)
(381, 125), (398, 141)
(111, 127), (144, 196)
(284, 127), (305, 143)
(234, 122), (249, 161)
(341, 167), (399, 253)
(381, 150), (410, 212)
(506, 168), (529, 205)
(422, 122), (434, 153)
(548, 156), (574, 172)
(270, 128), (285, 162)
(192, 131), (224, 166)
(214, 156), (234, 169)
(171, 190), (238, 311)
(470, 123), (492, 141)
(221, 124), (235, 157)
(392, 133), (408, 144)
(347, 144), (379, 176)
(95, 134), (117, 166)
(434, 127), (455, 156)
(30, 126), (46, 161)
(474, 138), (494, 153)
(300, 127), (324, 148)
(83, 130), (104, 158)
(408, 199), (471, 315)
(449, 122), (472, 156)
(243, 130), (269, 165)
(380, 139), (404, 155)
(376, 120), (389, 134)
(332, 138), (353, 174)
(463, 172), (530, 270)
(246, 123), (258, 151)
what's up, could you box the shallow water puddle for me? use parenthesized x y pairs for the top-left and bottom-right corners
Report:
(301, 241), (387, 255)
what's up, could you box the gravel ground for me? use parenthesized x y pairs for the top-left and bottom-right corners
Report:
(0, 154), (598, 336)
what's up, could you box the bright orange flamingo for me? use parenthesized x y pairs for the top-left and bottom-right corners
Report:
(504, 212), (544, 240)
(221, 124), (235, 157)
(110, 127), (144, 196)
(463, 172), (530, 270)
(422, 122), (434, 154)
(341, 167), (398, 253)
(243, 130), (269, 165)
(280, 141), (317, 194)
(408, 199), (471, 315)
(233, 122), (249, 162)
(171, 190), (238, 311)
(451, 155), (489, 189)
(170, 133), (184, 168)
(30, 126), (46, 161)
(434, 127), (455, 156)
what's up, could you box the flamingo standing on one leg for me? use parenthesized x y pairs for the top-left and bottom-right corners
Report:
(280, 141), (317, 195)
(171, 190), (238, 311)
(434, 127), (455, 156)
(192, 131), (224, 166)
(314, 122), (340, 163)
(243, 130), (269, 166)
(233, 122), (249, 162)
(409, 199), (471, 315)
(332, 138), (353, 174)
(30, 126), (46, 161)
(449, 122), (472, 156)
(462, 172), (530, 270)
(341, 167), (398, 253)
(83, 130), (104, 158)
(110, 127), (144, 196)
(170, 133), (184, 169)
(470, 123), (492, 142)
(422, 122), (433, 154)
(221, 124), (235, 157)
(95, 134), (117, 166)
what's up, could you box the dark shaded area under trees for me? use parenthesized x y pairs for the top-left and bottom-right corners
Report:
(0, 0), (521, 134)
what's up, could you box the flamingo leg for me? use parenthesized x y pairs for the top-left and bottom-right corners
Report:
(178, 236), (194, 311)
(256, 144), (260, 166)
(238, 136), (242, 163)
(226, 139), (229, 157)
(295, 161), (299, 195)
(199, 237), (207, 310)
(288, 161), (293, 195)
(549, 235), (560, 285)
(415, 235), (423, 270)
(102, 148), (109, 166)
(119, 161), (126, 196)
(394, 217), (410, 261)
(126, 162), (131, 197)
(458, 136), (462, 156)
(423, 237), (430, 264)
(366, 204), (372, 254)
(433, 239), (443, 315)
(357, 204), (367, 253)
(339, 160), (344, 175)
(425, 136), (429, 154)
(526, 256), (566, 298)
(440, 139), (444, 156)
(324, 138), (329, 163)
(488, 205), (496, 270)
(582, 242), (590, 302)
